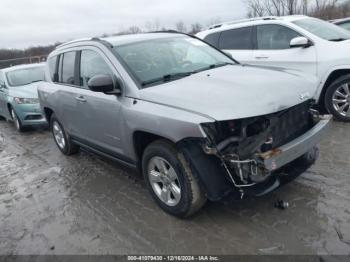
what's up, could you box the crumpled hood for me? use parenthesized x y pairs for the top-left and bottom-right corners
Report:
(139, 65), (317, 121)
(8, 82), (41, 99)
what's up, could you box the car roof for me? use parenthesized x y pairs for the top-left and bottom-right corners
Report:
(1, 63), (45, 73)
(55, 32), (186, 50)
(331, 17), (350, 24)
(197, 15), (309, 36)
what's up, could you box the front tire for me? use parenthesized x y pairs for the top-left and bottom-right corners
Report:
(325, 75), (350, 122)
(50, 114), (79, 155)
(142, 140), (206, 218)
(11, 108), (24, 132)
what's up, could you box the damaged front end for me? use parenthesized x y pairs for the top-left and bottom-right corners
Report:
(178, 100), (331, 200)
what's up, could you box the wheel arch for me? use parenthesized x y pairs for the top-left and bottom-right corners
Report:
(7, 103), (13, 116)
(43, 107), (54, 124)
(132, 131), (233, 202)
(133, 130), (176, 171)
(318, 69), (350, 112)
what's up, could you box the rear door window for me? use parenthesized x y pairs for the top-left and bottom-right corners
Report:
(219, 27), (253, 50)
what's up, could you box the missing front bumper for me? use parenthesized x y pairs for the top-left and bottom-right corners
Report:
(261, 115), (332, 172)
(178, 115), (332, 201)
(219, 115), (332, 196)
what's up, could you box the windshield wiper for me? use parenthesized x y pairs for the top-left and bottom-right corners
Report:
(141, 72), (193, 87)
(329, 38), (348, 42)
(141, 62), (235, 87)
(195, 62), (235, 73)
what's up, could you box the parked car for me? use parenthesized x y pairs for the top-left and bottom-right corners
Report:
(331, 17), (350, 31)
(38, 33), (330, 217)
(0, 63), (47, 131)
(197, 15), (350, 122)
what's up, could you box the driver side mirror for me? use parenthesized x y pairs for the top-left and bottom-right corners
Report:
(88, 74), (121, 95)
(290, 37), (312, 48)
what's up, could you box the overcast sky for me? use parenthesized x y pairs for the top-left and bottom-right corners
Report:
(0, 0), (246, 49)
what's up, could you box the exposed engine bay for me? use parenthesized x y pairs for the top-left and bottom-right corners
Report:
(198, 100), (324, 194)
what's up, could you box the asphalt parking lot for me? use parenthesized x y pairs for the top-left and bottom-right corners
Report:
(0, 118), (349, 255)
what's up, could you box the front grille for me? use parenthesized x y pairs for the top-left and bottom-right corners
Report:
(270, 101), (311, 148)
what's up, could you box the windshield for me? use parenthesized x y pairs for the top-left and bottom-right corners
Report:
(293, 18), (350, 41)
(113, 36), (235, 87)
(6, 66), (45, 87)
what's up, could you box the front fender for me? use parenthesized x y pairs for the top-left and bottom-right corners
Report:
(178, 139), (234, 201)
(121, 99), (213, 160)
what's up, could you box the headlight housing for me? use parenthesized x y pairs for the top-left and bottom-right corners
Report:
(14, 97), (39, 104)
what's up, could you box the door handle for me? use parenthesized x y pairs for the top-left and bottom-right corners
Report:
(255, 55), (269, 59)
(75, 96), (86, 102)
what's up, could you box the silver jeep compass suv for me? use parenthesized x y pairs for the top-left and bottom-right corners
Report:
(38, 32), (331, 217)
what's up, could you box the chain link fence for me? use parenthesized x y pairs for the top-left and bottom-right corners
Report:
(0, 55), (47, 69)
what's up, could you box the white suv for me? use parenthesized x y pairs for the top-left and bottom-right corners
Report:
(197, 15), (350, 121)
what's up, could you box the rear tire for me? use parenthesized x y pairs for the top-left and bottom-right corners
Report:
(325, 75), (350, 122)
(50, 113), (79, 155)
(142, 139), (206, 218)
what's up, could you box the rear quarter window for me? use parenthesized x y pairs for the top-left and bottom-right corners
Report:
(203, 32), (220, 48)
(0, 71), (5, 88)
(48, 56), (58, 82)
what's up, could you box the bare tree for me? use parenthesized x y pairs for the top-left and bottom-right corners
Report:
(188, 23), (203, 35)
(145, 19), (161, 32)
(312, 0), (339, 19)
(175, 21), (187, 32)
(301, 0), (309, 14)
(128, 26), (142, 34)
(246, 0), (347, 19)
(247, 0), (266, 17)
(207, 17), (222, 26)
(264, 0), (285, 16)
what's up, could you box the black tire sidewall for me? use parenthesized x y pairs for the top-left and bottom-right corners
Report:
(325, 75), (350, 122)
(11, 108), (24, 132)
(142, 141), (194, 217)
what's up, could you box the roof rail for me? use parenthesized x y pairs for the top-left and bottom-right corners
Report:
(208, 16), (278, 30)
(149, 30), (181, 34)
(55, 37), (113, 49)
(148, 30), (203, 40)
(55, 38), (92, 49)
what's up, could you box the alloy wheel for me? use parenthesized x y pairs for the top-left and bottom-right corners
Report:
(147, 156), (181, 206)
(52, 121), (66, 149)
(332, 83), (350, 117)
